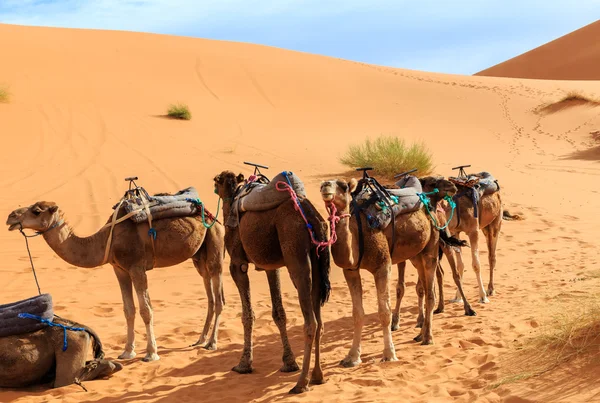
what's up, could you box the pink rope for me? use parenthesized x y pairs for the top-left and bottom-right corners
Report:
(247, 174), (258, 183)
(275, 181), (347, 253)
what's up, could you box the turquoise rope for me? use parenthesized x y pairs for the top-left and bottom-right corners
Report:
(417, 189), (456, 231)
(187, 198), (221, 229)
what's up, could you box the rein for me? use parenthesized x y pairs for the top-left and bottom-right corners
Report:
(417, 189), (456, 231)
(18, 220), (64, 295)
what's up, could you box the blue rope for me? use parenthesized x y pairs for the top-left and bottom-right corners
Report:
(416, 189), (456, 231)
(18, 313), (86, 352)
(148, 228), (157, 240)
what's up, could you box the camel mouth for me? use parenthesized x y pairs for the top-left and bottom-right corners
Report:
(7, 223), (20, 231)
(321, 193), (334, 201)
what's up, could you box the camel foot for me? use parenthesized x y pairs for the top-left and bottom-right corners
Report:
(118, 351), (136, 360)
(391, 324), (400, 331)
(413, 334), (423, 343)
(465, 308), (477, 316)
(479, 296), (490, 304)
(421, 338), (434, 346)
(232, 363), (253, 374)
(310, 377), (326, 386)
(449, 298), (463, 304)
(190, 338), (206, 347)
(434, 307), (444, 314)
(487, 288), (495, 296)
(280, 361), (300, 373)
(289, 385), (310, 394)
(203, 341), (217, 351)
(142, 353), (160, 362)
(381, 354), (398, 363)
(340, 356), (362, 368)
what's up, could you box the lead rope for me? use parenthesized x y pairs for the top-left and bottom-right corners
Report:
(18, 224), (43, 295)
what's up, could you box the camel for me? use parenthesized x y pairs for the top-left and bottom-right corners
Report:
(421, 176), (503, 303)
(6, 199), (225, 362)
(319, 176), (463, 367)
(0, 316), (122, 389)
(392, 176), (476, 332)
(213, 171), (330, 394)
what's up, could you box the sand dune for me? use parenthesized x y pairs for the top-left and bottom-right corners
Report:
(476, 20), (600, 80)
(1, 22), (600, 402)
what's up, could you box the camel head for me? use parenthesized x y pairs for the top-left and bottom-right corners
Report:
(419, 176), (458, 199)
(80, 359), (123, 382)
(320, 179), (358, 212)
(213, 171), (245, 201)
(6, 201), (60, 233)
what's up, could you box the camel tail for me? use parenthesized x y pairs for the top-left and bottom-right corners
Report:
(300, 199), (332, 306)
(439, 230), (469, 249)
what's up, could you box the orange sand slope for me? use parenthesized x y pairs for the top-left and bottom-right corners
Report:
(476, 20), (600, 80)
(1, 23), (600, 402)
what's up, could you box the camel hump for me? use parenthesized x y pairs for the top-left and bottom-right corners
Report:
(0, 294), (54, 338)
(239, 171), (307, 212)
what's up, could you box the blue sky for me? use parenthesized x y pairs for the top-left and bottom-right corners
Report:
(0, 1), (598, 74)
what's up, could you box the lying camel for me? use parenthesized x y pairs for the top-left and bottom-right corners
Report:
(421, 176), (502, 303)
(6, 198), (225, 361)
(319, 176), (463, 367)
(214, 171), (330, 394)
(0, 317), (122, 389)
(392, 176), (476, 331)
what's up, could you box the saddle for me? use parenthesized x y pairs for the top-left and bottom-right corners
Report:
(450, 171), (500, 222)
(353, 174), (423, 231)
(113, 187), (206, 224)
(225, 171), (307, 228)
(0, 294), (53, 338)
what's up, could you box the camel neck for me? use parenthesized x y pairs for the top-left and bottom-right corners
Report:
(330, 211), (359, 270)
(42, 217), (110, 268)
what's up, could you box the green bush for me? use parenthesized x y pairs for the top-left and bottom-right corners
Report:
(340, 135), (434, 177)
(0, 86), (9, 103)
(167, 103), (191, 120)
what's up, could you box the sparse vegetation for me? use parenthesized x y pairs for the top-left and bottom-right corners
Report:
(490, 300), (600, 389)
(0, 85), (10, 103)
(558, 90), (600, 104)
(340, 135), (434, 177)
(167, 103), (191, 120)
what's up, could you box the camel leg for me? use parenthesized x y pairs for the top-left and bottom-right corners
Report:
(443, 246), (476, 316)
(391, 261), (406, 331)
(434, 262), (445, 314)
(450, 246), (466, 303)
(288, 257), (317, 395)
(468, 231), (489, 303)
(53, 330), (90, 388)
(483, 214), (502, 297)
(310, 276), (325, 386)
(374, 265), (398, 362)
(412, 241), (438, 345)
(204, 271), (224, 350)
(191, 271), (214, 348)
(415, 279), (425, 328)
(230, 261), (254, 374)
(266, 268), (299, 372)
(113, 266), (137, 359)
(130, 270), (159, 362)
(340, 269), (364, 367)
(202, 225), (225, 350)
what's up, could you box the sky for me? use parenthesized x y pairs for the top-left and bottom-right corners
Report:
(0, 1), (598, 75)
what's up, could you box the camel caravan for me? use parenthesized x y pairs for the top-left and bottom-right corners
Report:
(2, 162), (506, 394)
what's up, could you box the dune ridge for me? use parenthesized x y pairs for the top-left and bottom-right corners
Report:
(1, 22), (600, 402)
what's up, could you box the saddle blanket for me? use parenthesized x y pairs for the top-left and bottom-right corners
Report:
(0, 294), (54, 338)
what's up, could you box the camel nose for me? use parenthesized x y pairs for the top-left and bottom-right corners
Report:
(322, 193), (334, 201)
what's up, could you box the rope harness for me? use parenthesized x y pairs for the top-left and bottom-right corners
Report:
(417, 189), (456, 231)
(17, 313), (86, 352)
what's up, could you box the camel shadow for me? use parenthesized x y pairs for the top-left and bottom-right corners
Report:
(562, 145), (600, 161)
(89, 305), (426, 403)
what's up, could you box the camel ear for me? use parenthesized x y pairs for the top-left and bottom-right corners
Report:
(236, 173), (245, 183)
(348, 178), (358, 193)
(214, 174), (221, 184)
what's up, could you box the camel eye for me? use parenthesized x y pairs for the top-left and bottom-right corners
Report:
(32, 209), (41, 216)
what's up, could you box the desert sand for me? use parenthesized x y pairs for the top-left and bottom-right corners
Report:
(1, 22), (600, 402)
(476, 20), (600, 80)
